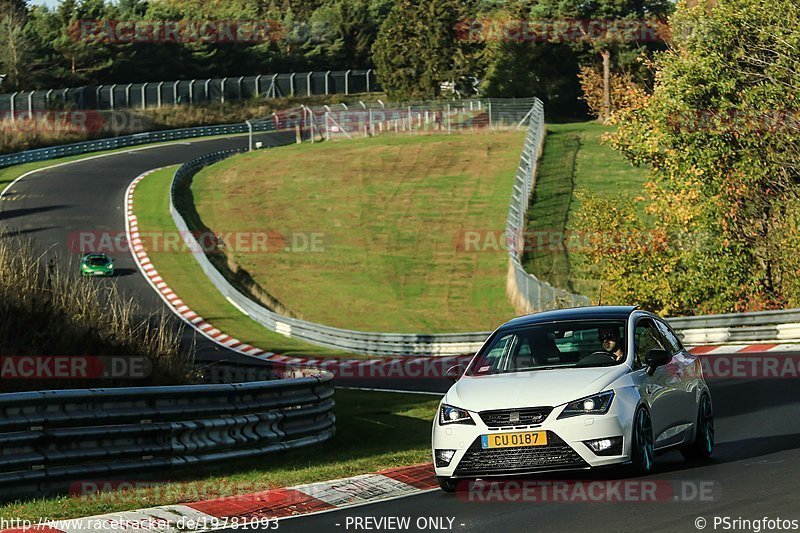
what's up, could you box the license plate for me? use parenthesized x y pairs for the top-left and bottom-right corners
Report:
(481, 431), (547, 449)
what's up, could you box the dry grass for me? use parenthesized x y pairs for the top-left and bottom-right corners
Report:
(0, 237), (195, 391)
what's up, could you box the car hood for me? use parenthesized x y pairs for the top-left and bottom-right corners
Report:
(445, 365), (630, 412)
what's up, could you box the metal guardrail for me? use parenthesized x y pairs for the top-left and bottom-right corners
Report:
(0, 121), (281, 170)
(0, 371), (335, 501)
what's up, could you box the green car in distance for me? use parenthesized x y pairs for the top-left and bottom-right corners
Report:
(80, 253), (115, 277)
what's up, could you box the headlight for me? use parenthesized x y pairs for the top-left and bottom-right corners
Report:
(439, 404), (475, 426)
(557, 390), (615, 419)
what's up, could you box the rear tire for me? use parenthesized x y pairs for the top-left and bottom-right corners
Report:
(682, 394), (714, 462)
(629, 407), (655, 476)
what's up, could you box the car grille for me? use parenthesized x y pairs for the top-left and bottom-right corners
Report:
(453, 432), (587, 477)
(478, 407), (553, 427)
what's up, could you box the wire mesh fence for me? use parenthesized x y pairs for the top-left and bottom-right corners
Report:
(505, 99), (590, 312)
(0, 70), (379, 117)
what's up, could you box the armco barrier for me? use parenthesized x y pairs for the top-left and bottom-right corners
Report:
(0, 121), (282, 169)
(0, 371), (334, 501)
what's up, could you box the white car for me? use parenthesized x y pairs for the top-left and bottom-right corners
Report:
(432, 306), (714, 492)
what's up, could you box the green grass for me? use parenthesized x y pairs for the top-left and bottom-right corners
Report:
(0, 389), (440, 521)
(521, 122), (649, 300)
(134, 166), (353, 358)
(192, 131), (524, 333)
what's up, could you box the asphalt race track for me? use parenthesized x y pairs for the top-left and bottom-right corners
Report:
(3, 134), (800, 532)
(0, 133), (293, 366)
(261, 374), (800, 533)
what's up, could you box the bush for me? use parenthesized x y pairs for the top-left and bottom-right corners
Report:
(0, 238), (196, 392)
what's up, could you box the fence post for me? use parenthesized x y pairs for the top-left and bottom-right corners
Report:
(110, 84), (116, 110)
(307, 72), (313, 96)
(204, 79), (210, 102)
(221, 78), (226, 104)
(271, 74), (279, 98)
(344, 70), (351, 95)
(366, 69), (372, 93)
(28, 92), (33, 115)
(141, 83), (147, 109)
(255, 75), (262, 97)
(446, 103), (451, 134)
(157, 82), (164, 108)
(96, 85), (102, 109)
(325, 70), (330, 95)
(188, 80), (193, 104)
(125, 83), (132, 108)
(289, 73), (296, 97)
(173, 81), (179, 104)
(488, 100), (492, 129)
(45, 89), (53, 109)
(237, 76), (244, 100)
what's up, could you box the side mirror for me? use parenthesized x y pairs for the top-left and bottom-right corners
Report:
(445, 365), (465, 383)
(645, 349), (671, 376)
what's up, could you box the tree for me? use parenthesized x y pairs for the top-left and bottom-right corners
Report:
(372, 0), (477, 100)
(530, 0), (671, 121)
(579, 0), (800, 314)
(0, 7), (33, 91)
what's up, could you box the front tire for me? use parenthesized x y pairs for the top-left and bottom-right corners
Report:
(682, 394), (714, 462)
(629, 407), (655, 475)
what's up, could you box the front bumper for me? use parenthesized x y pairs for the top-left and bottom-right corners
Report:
(433, 402), (634, 478)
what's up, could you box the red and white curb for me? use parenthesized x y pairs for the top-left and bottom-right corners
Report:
(126, 169), (276, 359)
(687, 343), (800, 355)
(0, 464), (437, 532)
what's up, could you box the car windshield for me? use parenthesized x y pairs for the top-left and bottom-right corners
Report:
(87, 256), (109, 266)
(466, 320), (627, 376)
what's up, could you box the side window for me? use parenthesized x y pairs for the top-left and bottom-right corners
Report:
(654, 320), (683, 355)
(634, 319), (667, 369)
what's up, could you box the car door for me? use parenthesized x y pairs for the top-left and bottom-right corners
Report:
(630, 316), (687, 449)
(654, 318), (700, 428)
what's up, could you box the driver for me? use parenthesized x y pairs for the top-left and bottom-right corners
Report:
(598, 327), (625, 361)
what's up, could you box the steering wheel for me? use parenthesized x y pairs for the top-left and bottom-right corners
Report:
(578, 351), (618, 362)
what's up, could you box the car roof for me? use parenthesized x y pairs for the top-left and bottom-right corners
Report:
(498, 306), (639, 331)
(84, 253), (110, 259)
